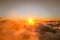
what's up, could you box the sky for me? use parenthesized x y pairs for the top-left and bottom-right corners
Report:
(0, 0), (60, 20)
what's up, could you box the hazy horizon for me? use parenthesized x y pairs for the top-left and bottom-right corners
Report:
(0, 0), (60, 20)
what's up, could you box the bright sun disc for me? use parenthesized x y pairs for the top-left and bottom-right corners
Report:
(27, 18), (35, 25)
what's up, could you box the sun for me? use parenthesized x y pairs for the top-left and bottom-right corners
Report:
(27, 18), (35, 25)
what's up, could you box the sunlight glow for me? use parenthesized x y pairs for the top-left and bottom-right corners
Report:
(27, 18), (35, 25)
